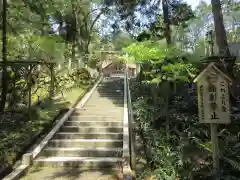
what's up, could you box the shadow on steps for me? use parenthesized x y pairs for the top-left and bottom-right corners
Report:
(20, 164), (123, 180)
(97, 77), (124, 107)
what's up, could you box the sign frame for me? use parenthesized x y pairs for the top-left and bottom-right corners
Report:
(194, 62), (232, 124)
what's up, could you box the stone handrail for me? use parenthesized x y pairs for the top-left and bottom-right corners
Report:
(123, 66), (136, 179)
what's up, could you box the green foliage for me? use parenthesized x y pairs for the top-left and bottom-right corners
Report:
(128, 39), (240, 179)
(30, 36), (66, 62)
(124, 41), (196, 86)
(0, 62), (93, 167)
(124, 41), (168, 62)
(0, 83), (89, 168)
(4, 33), (66, 62)
(69, 68), (91, 85)
(132, 79), (240, 179)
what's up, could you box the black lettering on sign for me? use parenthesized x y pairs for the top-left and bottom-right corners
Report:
(220, 88), (225, 93)
(208, 84), (216, 92)
(220, 81), (225, 87)
(209, 93), (216, 101)
(211, 111), (219, 120)
(222, 106), (227, 112)
(220, 81), (227, 113)
(208, 83), (219, 120)
(210, 102), (217, 110)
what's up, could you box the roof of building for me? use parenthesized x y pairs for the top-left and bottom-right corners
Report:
(127, 63), (137, 69)
(193, 62), (232, 83)
(101, 61), (137, 69)
(101, 60), (113, 69)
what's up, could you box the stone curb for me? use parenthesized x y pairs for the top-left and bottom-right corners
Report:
(3, 76), (103, 180)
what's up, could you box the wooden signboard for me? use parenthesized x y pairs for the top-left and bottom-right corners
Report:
(194, 62), (232, 175)
(194, 62), (231, 124)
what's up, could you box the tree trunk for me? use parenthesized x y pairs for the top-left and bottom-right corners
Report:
(162, 0), (171, 46)
(49, 64), (55, 99)
(162, 0), (172, 141)
(69, 42), (76, 70)
(71, 43), (76, 62)
(211, 0), (230, 56)
(0, 0), (8, 116)
(211, 0), (233, 73)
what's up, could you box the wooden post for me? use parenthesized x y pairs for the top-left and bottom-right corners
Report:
(78, 59), (81, 69)
(165, 82), (170, 140)
(210, 123), (219, 178)
(131, 128), (136, 171)
(68, 59), (72, 70)
(28, 83), (31, 110)
(194, 62), (231, 180)
(27, 65), (32, 118)
(166, 95), (169, 140)
(49, 64), (54, 99)
(22, 153), (33, 166)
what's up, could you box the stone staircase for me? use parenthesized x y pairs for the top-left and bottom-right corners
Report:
(33, 77), (124, 170)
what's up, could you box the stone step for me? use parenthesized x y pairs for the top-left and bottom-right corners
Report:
(89, 100), (122, 103)
(90, 96), (123, 99)
(85, 97), (123, 100)
(48, 139), (123, 148)
(80, 105), (123, 109)
(83, 104), (124, 108)
(80, 107), (123, 111)
(87, 97), (124, 100)
(71, 110), (123, 116)
(97, 86), (123, 89)
(69, 116), (122, 121)
(98, 85), (123, 88)
(60, 126), (123, 133)
(83, 102), (124, 106)
(74, 109), (123, 113)
(42, 147), (123, 157)
(34, 157), (122, 168)
(94, 92), (123, 95)
(97, 85), (123, 88)
(64, 121), (123, 127)
(85, 99), (123, 103)
(54, 132), (123, 139)
(86, 94), (122, 97)
(88, 95), (123, 97)
(82, 104), (123, 107)
(72, 109), (123, 116)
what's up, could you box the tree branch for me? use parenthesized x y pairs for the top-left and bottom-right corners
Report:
(86, 10), (106, 47)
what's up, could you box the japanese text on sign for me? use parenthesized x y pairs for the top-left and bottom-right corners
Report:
(195, 64), (231, 124)
(199, 85), (204, 121)
(220, 81), (227, 112)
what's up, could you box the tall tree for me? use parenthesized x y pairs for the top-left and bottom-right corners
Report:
(136, 1), (194, 46)
(211, 0), (230, 56)
(162, 0), (171, 45)
(0, 0), (8, 115)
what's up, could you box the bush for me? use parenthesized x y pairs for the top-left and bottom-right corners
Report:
(69, 68), (91, 85)
(132, 77), (240, 180)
